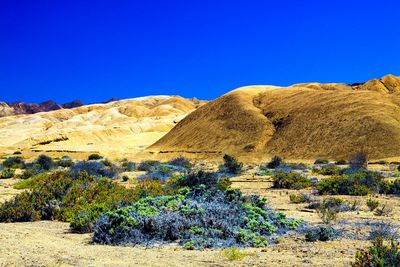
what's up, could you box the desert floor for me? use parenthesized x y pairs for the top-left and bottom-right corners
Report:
(1, 165), (399, 266)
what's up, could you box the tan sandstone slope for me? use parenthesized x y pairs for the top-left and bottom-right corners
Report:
(149, 74), (400, 160)
(0, 96), (203, 159)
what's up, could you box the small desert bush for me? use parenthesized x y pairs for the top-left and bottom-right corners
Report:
(35, 155), (55, 171)
(305, 226), (335, 242)
(366, 198), (380, 211)
(307, 197), (359, 213)
(57, 156), (73, 168)
(289, 193), (313, 204)
(168, 156), (193, 170)
(2, 156), (25, 169)
(352, 237), (400, 267)
(221, 247), (248, 261)
(272, 172), (313, 189)
(374, 205), (393, 217)
(220, 154), (243, 175)
(137, 160), (160, 172)
(0, 168), (15, 179)
(312, 165), (340, 176)
(314, 159), (329, 165)
(122, 175), (129, 182)
(69, 161), (118, 179)
(120, 159), (136, 172)
(88, 154), (103, 160)
(266, 156), (283, 169)
(317, 206), (338, 224)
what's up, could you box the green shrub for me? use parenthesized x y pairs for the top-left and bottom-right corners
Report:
(289, 193), (313, 204)
(88, 154), (103, 160)
(305, 226), (335, 242)
(366, 198), (379, 211)
(266, 156), (283, 169)
(137, 160), (160, 172)
(272, 172), (312, 189)
(349, 152), (368, 169)
(0, 168), (15, 179)
(352, 237), (400, 267)
(220, 154), (243, 174)
(317, 170), (387, 196)
(122, 175), (129, 182)
(314, 159), (329, 165)
(317, 205), (338, 224)
(313, 165), (340, 176)
(2, 157), (25, 169)
(0, 171), (162, 232)
(57, 156), (73, 168)
(35, 155), (55, 170)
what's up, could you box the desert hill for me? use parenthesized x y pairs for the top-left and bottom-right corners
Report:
(149, 74), (400, 160)
(0, 96), (203, 159)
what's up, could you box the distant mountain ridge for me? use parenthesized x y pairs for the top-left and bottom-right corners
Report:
(0, 100), (85, 117)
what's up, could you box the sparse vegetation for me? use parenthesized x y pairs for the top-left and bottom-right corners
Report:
(352, 237), (400, 267)
(305, 226), (335, 242)
(0, 168), (15, 179)
(266, 156), (283, 169)
(317, 205), (338, 224)
(2, 156), (25, 169)
(272, 172), (313, 189)
(366, 198), (380, 211)
(220, 154), (243, 174)
(221, 247), (248, 261)
(374, 205), (393, 217)
(289, 193), (313, 204)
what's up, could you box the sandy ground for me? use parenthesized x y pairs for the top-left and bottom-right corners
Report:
(1, 166), (400, 266)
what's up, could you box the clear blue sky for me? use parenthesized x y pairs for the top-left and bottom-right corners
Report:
(1, 0), (400, 103)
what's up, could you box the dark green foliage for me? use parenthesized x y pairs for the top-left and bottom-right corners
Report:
(122, 175), (129, 182)
(314, 159), (329, 165)
(272, 172), (313, 189)
(168, 156), (193, 170)
(20, 164), (43, 179)
(57, 156), (73, 168)
(352, 237), (400, 267)
(2, 156), (25, 169)
(313, 165), (340, 176)
(220, 154), (243, 175)
(305, 226), (335, 242)
(35, 155), (55, 170)
(266, 156), (283, 169)
(13, 151), (22, 155)
(137, 160), (160, 172)
(120, 159), (136, 172)
(335, 159), (347, 165)
(88, 154), (103, 160)
(69, 161), (119, 179)
(317, 170), (388, 196)
(0, 168), (15, 179)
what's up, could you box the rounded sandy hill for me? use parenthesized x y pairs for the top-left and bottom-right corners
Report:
(149, 75), (400, 161)
(0, 96), (204, 159)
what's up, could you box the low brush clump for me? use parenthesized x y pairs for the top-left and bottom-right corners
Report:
(352, 237), (400, 266)
(93, 171), (303, 249)
(0, 171), (171, 232)
(317, 169), (398, 196)
(272, 172), (313, 189)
